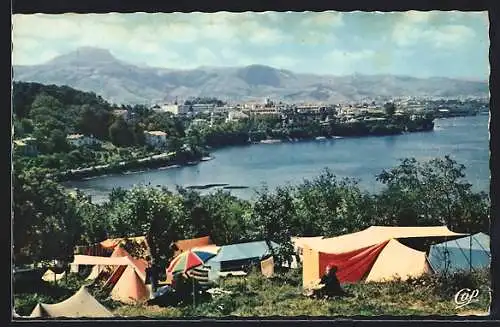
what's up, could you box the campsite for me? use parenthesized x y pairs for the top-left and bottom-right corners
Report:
(13, 155), (492, 318)
(14, 228), (491, 318)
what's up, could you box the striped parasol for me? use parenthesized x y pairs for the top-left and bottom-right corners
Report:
(166, 247), (218, 276)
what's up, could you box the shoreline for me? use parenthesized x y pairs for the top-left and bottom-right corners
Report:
(51, 114), (478, 184)
(56, 124), (436, 183)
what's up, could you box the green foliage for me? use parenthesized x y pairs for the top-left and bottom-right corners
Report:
(375, 156), (489, 233)
(384, 102), (396, 116)
(13, 166), (83, 264)
(109, 117), (135, 147)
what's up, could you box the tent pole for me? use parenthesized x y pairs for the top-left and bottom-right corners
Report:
(469, 233), (472, 274)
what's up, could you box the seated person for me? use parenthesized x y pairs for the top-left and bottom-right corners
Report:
(316, 265), (350, 298)
(172, 273), (191, 302)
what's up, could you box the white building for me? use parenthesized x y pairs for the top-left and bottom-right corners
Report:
(227, 110), (249, 122)
(144, 131), (168, 148)
(112, 109), (130, 121)
(157, 104), (191, 115)
(67, 134), (101, 147)
(212, 106), (234, 114)
(191, 104), (216, 114)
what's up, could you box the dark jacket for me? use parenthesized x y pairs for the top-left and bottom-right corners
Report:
(320, 271), (344, 296)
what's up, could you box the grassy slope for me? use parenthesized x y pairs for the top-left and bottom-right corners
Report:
(113, 269), (491, 318)
(14, 269), (490, 318)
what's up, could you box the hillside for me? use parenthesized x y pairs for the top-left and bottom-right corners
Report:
(13, 47), (489, 105)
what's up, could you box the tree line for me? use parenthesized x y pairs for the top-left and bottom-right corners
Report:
(13, 155), (490, 269)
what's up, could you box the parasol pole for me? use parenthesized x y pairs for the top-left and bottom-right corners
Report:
(192, 276), (195, 307)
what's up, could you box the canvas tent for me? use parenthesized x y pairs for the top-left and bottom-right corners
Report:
(29, 286), (113, 318)
(42, 269), (66, 282)
(109, 265), (150, 304)
(205, 241), (279, 279)
(173, 236), (213, 257)
(292, 236), (325, 258)
(428, 232), (490, 274)
(302, 226), (464, 288)
(69, 254), (132, 277)
(100, 236), (148, 250)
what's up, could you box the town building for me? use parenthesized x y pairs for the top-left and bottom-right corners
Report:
(155, 104), (191, 115)
(190, 118), (209, 128)
(191, 104), (216, 114)
(67, 134), (101, 147)
(112, 109), (130, 121)
(144, 130), (168, 148)
(226, 110), (249, 122)
(244, 106), (281, 116)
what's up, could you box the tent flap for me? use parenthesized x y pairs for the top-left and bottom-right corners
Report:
(318, 240), (389, 283)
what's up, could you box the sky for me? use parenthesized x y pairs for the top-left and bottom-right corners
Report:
(12, 11), (489, 79)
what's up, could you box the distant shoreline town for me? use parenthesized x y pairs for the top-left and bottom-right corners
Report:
(13, 81), (489, 183)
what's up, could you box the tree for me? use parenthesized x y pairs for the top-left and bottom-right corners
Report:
(105, 187), (185, 268)
(251, 186), (296, 267)
(384, 102), (396, 117)
(375, 156), (489, 233)
(49, 129), (70, 153)
(109, 117), (134, 147)
(13, 166), (82, 265)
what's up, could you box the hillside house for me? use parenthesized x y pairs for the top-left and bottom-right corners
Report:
(67, 134), (101, 147)
(13, 137), (38, 156)
(112, 109), (130, 121)
(144, 131), (168, 148)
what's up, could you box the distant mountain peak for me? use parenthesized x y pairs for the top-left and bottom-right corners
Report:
(46, 46), (119, 65)
(13, 47), (489, 105)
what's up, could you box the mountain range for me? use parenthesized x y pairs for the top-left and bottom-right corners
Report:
(13, 47), (489, 105)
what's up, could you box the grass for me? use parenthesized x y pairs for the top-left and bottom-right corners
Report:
(115, 269), (491, 318)
(15, 269), (491, 318)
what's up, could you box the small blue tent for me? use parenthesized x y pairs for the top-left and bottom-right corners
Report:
(205, 241), (279, 279)
(428, 232), (490, 274)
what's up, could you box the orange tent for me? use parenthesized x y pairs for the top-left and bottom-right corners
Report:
(100, 238), (123, 250)
(173, 236), (213, 256)
(110, 265), (150, 304)
(302, 226), (465, 288)
(100, 236), (148, 250)
(109, 246), (148, 281)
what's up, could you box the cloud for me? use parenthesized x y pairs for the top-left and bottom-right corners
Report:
(267, 56), (300, 69)
(326, 49), (375, 61)
(301, 11), (344, 27)
(430, 25), (476, 48)
(392, 11), (476, 49)
(196, 48), (218, 65)
(13, 47), (60, 65)
(400, 11), (433, 24)
(322, 49), (376, 74)
(11, 12), (487, 78)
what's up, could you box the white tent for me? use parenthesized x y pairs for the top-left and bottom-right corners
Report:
(29, 286), (113, 318)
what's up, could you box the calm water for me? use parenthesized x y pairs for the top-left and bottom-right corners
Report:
(65, 115), (490, 202)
